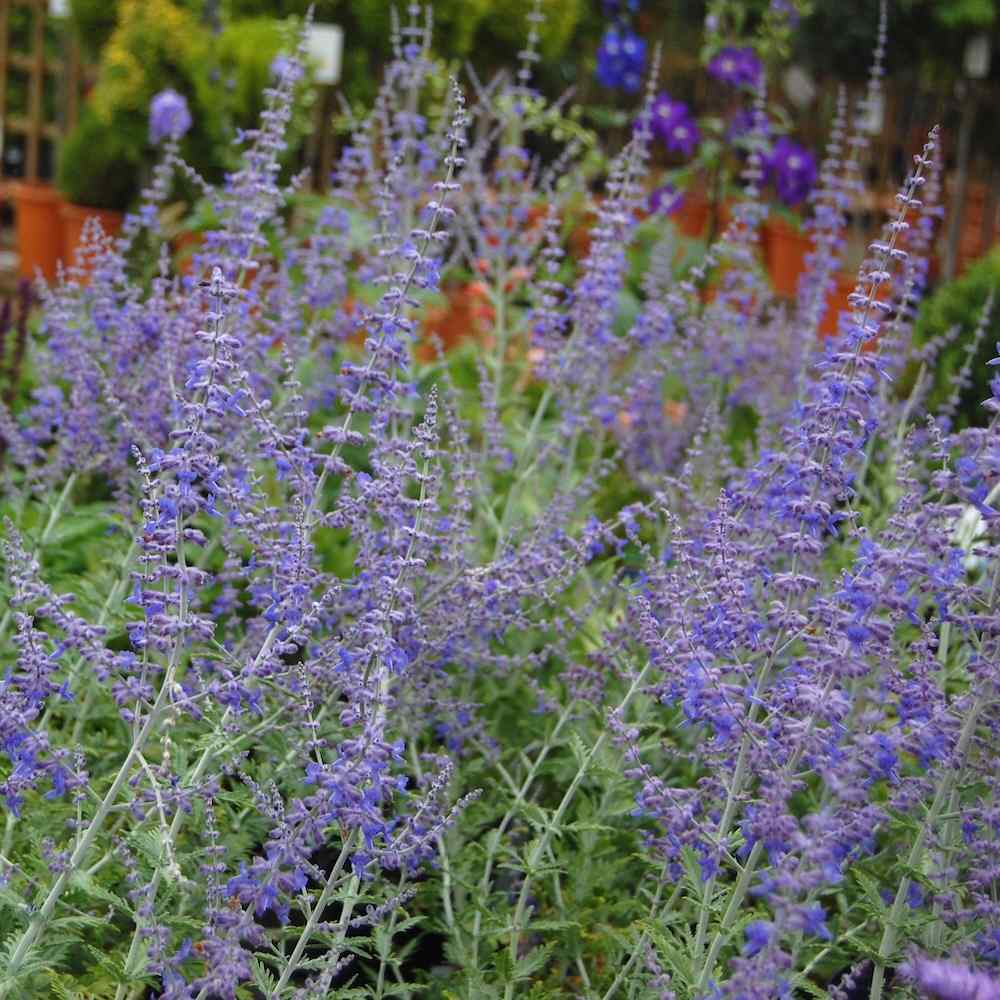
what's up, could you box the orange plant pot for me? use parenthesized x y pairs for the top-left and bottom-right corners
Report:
(764, 217), (812, 298)
(13, 182), (63, 282)
(173, 230), (205, 275)
(672, 191), (710, 239)
(819, 273), (862, 339)
(60, 202), (124, 277)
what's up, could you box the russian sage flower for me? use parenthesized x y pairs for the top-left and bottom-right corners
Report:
(901, 957), (1000, 1000)
(148, 89), (192, 144)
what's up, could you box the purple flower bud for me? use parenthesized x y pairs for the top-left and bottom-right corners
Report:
(743, 920), (773, 957)
(650, 93), (700, 158)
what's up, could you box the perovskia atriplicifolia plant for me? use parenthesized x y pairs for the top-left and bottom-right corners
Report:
(0, 2), (997, 999)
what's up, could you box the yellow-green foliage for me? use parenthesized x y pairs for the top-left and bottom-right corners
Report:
(89, 0), (207, 123)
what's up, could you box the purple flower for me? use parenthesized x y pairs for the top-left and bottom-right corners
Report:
(650, 94), (700, 158)
(596, 27), (646, 93)
(149, 89), (192, 144)
(270, 54), (295, 81)
(728, 107), (771, 144)
(743, 920), (773, 957)
(901, 957), (1000, 1000)
(768, 136), (817, 204)
(649, 184), (683, 216)
(708, 46), (763, 89)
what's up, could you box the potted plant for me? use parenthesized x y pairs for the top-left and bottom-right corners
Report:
(56, 107), (141, 270)
(761, 135), (818, 296)
(12, 181), (63, 282)
(56, 0), (224, 272)
(764, 207), (812, 298)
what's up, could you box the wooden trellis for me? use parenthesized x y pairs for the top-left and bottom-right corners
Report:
(0, 0), (80, 185)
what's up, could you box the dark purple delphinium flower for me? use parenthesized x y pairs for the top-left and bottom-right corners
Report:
(768, 136), (816, 204)
(650, 94), (700, 157)
(596, 26), (646, 92)
(708, 46), (763, 89)
(149, 89), (192, 144)
(901, 957), (1000, 1000)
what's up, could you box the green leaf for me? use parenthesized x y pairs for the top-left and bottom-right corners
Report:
(512, 942), (554, 981)
(251, 956), (277, 995)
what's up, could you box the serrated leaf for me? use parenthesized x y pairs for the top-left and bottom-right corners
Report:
(512, 942), (554, 981)
(251, 956), (277, 994)
(526, 918), (580, 933)
(68, 872), (128, 915)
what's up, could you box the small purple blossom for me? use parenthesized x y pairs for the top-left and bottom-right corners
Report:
(743, 920), (773, 957)
(650, 94), (700, 158)
(708, 46), (763, 88)
(270, 54), (295, 81)
(149, 89), (192, 144)
(768, 136), (817, 204)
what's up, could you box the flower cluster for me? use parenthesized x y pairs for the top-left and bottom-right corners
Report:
(596, 25), (646, 92)
(708, 45), (763, 88)
(768, 134), (817, 203)
(650, 92), (700, 157)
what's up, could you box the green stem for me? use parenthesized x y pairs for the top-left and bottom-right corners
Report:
(0, 473), (78, 643)
(1, 654), (180, 992)
(502, 668), (649, 1000)
(269, 838), (357, 997)
(470, 703), (574, 969)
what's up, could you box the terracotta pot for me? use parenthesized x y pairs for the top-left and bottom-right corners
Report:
(173, 230), (204, 275)
(764, 216), (812, 298)
(819, 273), (862, 339)
(59, 201), (124, 275)
(12, 182), (63, 282)
(672, 191), (710, 239)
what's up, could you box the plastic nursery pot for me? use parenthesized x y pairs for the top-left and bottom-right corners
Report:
(764, 215), (812, 298)
(59, 201), (124, 280)
(12, 182), (63, 282)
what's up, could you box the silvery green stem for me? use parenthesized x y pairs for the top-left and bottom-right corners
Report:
(268, 837), (357, 997)
(502, 665), (650, 1000)
(1, 655), (180, 993)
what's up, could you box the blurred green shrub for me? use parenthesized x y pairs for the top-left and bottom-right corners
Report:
(912, 247), (1000, 426)
(59, 1), (310, 211)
